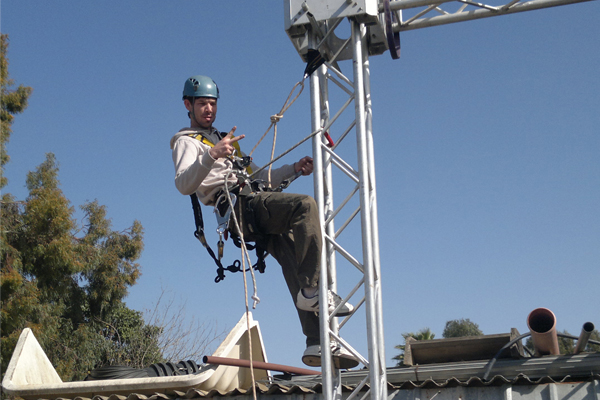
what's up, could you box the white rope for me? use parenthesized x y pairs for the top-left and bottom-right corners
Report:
(250, 127), (322, 178)
(248, 79), (304, 157)
(249, 79), (306, 188)
(223, 172), (258, 400)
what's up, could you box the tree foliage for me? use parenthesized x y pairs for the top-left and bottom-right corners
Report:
(0, 34), (164, 384)
(442, 318), (484, 338)
(1, 34), (32, 189)
(1, 153), (160, 381)
(393, 328), (435, 366)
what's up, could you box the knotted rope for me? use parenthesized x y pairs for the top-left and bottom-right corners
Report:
(249, 79), (305, 188)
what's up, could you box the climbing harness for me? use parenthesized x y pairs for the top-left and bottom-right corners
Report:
(186, 130), (270, 284)
(190, 191), (268, 284)
(185, 131), (253, 175)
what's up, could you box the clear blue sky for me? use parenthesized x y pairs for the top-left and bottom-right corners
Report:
(3, 1), (599, 370)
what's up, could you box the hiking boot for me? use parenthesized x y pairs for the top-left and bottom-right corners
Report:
(302, 344), (359, 369)
(296, 289), (354, 317)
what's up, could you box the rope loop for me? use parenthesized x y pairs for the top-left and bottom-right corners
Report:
(270, 114), (283, 124)
(249, 79), (305, 157)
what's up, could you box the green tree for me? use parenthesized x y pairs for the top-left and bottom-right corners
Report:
(1, 33), (32, 189)
(442, 318), (484, 338)
(1, 154), (159, 381)
(393, 328), (435, 366)
(0, 34), (163, 383)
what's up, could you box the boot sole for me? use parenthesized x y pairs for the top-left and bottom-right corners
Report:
(296, 307), (354, 317)
(333, 354), (359, 369)
(302, 355), (321, 367)
(302, 354), (359, 369)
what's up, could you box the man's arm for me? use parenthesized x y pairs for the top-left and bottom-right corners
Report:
(172, 137), (216, 195)
(252, 156), (313, 188)
(172, 127), (246, 196)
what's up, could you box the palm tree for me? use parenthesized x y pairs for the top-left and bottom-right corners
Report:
(393, 328), (435, 366)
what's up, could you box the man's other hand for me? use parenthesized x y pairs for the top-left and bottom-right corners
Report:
(295, 156), (314, 176)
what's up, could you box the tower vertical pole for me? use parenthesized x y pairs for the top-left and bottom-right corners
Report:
(359, 21), (388, 400)
(351, 20), (384, 400)
(310, 34), (337, 400)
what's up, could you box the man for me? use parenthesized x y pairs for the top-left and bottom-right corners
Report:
(171, 75), (357, 368)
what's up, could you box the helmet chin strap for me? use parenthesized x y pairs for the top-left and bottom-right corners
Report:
(189, 98), (204, 128)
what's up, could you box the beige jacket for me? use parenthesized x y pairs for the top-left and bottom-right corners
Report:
(170, 127), (296, 205)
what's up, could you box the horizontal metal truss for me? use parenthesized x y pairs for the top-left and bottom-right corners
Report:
(385, 0), (595, 31)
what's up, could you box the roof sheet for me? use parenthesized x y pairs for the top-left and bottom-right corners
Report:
(23, 373), (600, 400)
(4, 317), (599, 400)
(24, 353), (600, 400)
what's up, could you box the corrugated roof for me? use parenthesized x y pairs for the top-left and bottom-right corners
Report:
(271, 353), (600, 391)
(25, 372), (600, 400)
(4, 316), (600, 400)
(35, 354), (600, 400)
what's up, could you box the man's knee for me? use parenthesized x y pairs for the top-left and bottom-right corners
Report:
(296, 195), (318, 216)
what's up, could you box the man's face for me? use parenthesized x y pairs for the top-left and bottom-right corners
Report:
(187, 97), (217, 128)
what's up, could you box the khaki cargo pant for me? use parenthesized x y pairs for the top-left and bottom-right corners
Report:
(239, 191), (321, 347)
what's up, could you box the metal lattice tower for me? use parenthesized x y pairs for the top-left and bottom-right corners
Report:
(283, 1), (593, 400)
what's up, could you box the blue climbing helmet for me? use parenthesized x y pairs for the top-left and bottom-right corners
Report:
(182, 75), (219, 99)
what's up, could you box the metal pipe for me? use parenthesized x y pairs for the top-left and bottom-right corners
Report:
(527, 308), (560, 356)
(202, 356), (320, 376)
(573, 322), (595, 355)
